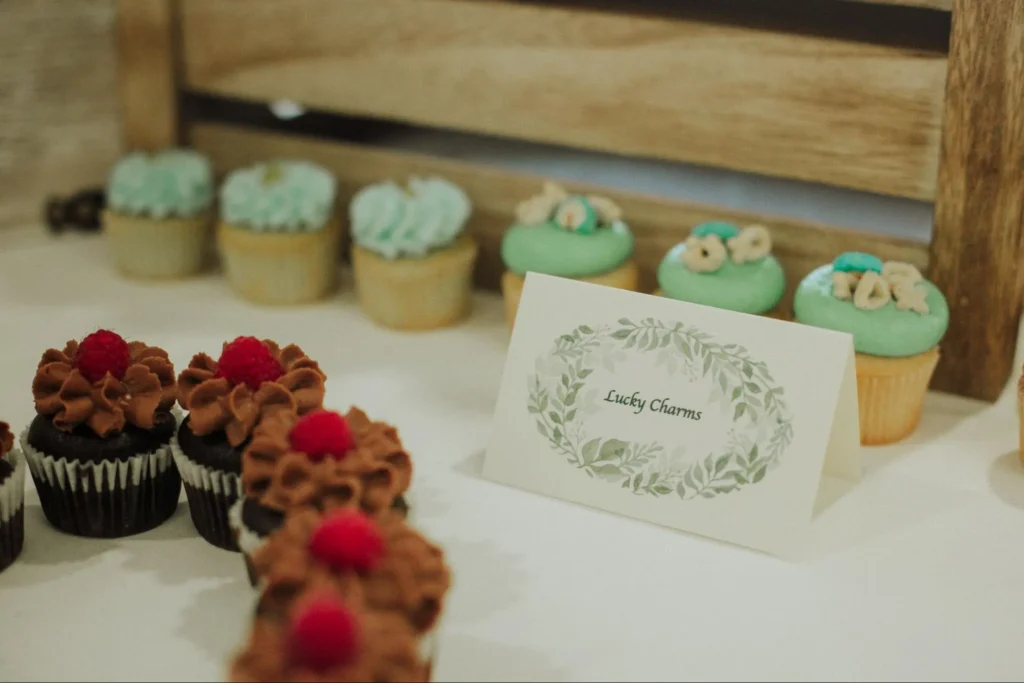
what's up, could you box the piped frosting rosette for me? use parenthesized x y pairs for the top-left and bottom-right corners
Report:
(249, 507), (451, 669)
(0, 421), (25, 572)
(21, 331), (181, 537)
(171, 337), (326, 550)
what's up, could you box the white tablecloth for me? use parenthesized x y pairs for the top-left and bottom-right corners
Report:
(0, 227), (1022, 682)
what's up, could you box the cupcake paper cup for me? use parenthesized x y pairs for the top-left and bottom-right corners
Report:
(20, 427), (181, 538)
(855, 347), (940, 445)
(352, 235), (478, 331)
(217, 217), (342, 306)
(228, 498), (267, 586)
(104, 210), (213, 279)
(170, 433), (243, 551)
(0, 447), (26, 572)
(501, 260), (640, 330)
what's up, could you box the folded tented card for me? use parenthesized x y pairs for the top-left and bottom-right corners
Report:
(483, 273), (861, 557)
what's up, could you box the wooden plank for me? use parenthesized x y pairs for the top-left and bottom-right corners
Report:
(0, 0), (121, 229)
(928, 0), (1024, 402)
(116, 0), (180, 150)
(189, 122), (929, 318)
(839, 0), (952, 10)
(179, 0), (947, 200)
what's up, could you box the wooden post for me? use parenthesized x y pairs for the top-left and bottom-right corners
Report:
(116, 0), (181, 151)
(929, 0), (1024, 401)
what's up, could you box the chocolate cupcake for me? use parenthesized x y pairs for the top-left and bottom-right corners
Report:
(0, 422), (26, 572)
(22, 330), (179, 537)
(254, 508), (451, 672)
(230, 586), (429, 683)
(230, 408), (410, 586)
(171, 337), (325, 550)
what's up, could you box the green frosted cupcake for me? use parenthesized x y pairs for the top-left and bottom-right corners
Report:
(216, 160), (341, 306)
(657, 221), (786, 316)
(103, 149), (214, 278)
(499, 182), (640, 329)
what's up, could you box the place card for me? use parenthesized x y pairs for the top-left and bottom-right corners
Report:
(483, 273), (861, 556)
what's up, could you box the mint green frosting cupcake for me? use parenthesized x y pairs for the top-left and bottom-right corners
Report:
(220, 161), (336, 232)
(349, 176), (471, 259)
(107, 149), (213, 219)
(794, 254), (948, 357)
(501, 183), (633, 278)
(657, 222), (785, 314)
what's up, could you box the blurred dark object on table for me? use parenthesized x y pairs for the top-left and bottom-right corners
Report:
(45, 188), (106, 234)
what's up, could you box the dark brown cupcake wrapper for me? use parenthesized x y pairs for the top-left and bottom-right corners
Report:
(0, 448), (26, 572)
(20, 428), (180, 539)
(0, 506), (25, 573)
(170, 433), (243, 552)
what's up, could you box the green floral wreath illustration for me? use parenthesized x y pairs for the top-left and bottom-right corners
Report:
(527, 318), (794, 500)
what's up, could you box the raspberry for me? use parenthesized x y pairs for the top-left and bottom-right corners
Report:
(215, 336), (284, 391)
(288, 595), (359, 671)
(74, 330), (131, 383)
(289, 411), (355, 461)
(308, 510), (384, 573)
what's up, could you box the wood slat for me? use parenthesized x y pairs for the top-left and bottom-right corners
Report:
(189, 122), (929, 319)
(179, 0), (947, 200)
(929, 0), (1024, 402)
(116, 0), (180, 150)
(839, 0), (952, 10)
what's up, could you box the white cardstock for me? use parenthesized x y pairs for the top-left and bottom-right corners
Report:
(483, 273), (861, 557)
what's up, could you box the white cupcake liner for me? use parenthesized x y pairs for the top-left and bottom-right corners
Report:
(228, 497), (271, 588)
(20, 426), (180, 538)
(170, 432), (244, 551)
(0, 447), (26, 571)
(104, 211), (212, 279)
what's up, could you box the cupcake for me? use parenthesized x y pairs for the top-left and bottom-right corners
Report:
(229, 584), (429, 682)
(172, 337), (326, 550)
(794, 253), (949, 445)
(103, 149), (214, 278)
(349, 176), (477, 331)
(0, 422), (26, 572)
(22, 330), (180, 537)
(253, 507), (450, 674)
(500, 182), (639, 329)
(656, 221), (786, 317)
(231, 408), (412, 586)
(218, 161), (341, 305)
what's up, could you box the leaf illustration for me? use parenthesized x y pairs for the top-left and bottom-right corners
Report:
(748, 444), (759, 462)
(646, 334), (659, 351)
(731, 472), (749, 485)
(578, 369), (593, 379)
(715, 456), (729, 475)
(612, 329), (631, 340)
(581, 438), (601, 464)
(659, 334), (671, 348)
(752, 466), (768, 483)
(579, 325), (595, 334)
(553, 428), (562, 441)
(565, 409), (577, 422)
(539, 395), (549, 411)
(718, 373), (728, 393)
(743, 361), (753, 378)
(596, 438), (629, 462)
(527, 405), (540, 414)
(731, 386), (742, 401)
(564, 391), (578, 407)
(591, 464), (624, 480)
(745, 382), (762, 393)
(684, 469), (697, 490)
(624, 335), (637, 350)
(677, 338), (694, 360)
(703, 454), (713, 472)
(537, 423), (549, 437)
(702, 354), (712, 376)
(618, 318), (633, 326)
(694, 466), (706, 485)
(548, 411), (563, 425)
(654, 485), (673, 495)
(676, 482), (687, 497)
(649, 472), (660, 485)
(734, 403), (747, 421)
(561, 374), (570, 388)
(700, 491), (716, 499)
(632, 474), (643, 491)
(621, 479), (631, 488)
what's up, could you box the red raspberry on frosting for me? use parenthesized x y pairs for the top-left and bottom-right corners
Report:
(308, 509), (384, 573)
(288, 595), (360, 671)
(215, 336), (284, 391)
(74, 329), (131, 383)
(289, 410), (355, 461)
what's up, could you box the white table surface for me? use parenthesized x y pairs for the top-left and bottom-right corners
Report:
(1, 226), (1023, 683)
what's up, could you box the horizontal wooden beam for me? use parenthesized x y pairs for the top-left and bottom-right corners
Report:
(190, 122), (929, 320)
(839, 0), (952, 11)
(179, 0), (947, 200)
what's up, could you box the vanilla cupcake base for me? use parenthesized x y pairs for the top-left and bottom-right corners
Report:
(104, 210), (212, 279)
(352, 235), (478, 331)
(502, 260), (640, 330)
(855, 347), (939, 446)
(217, 217), (342, 306)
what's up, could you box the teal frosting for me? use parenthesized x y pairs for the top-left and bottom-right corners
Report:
(349, 176), (471, 259)
(833, 251), (883, 274)
(107, 149), (213, 219)
(793, 264), (949, 357)
(501, 221), (634, 278)
(692, 221), (741, 241)
(657, 242), (785, 314)
(220, 160), (336, 231)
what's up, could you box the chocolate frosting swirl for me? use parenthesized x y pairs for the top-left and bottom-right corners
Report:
(242, 410), (404, 516)
(177, 340), (325, 447)
(32, 341), (176, 437)
(231, 588), (428, 683)
(344, 407), (413, 493)
(0, 422), (13, 458)
(253, 509), (451, 635)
